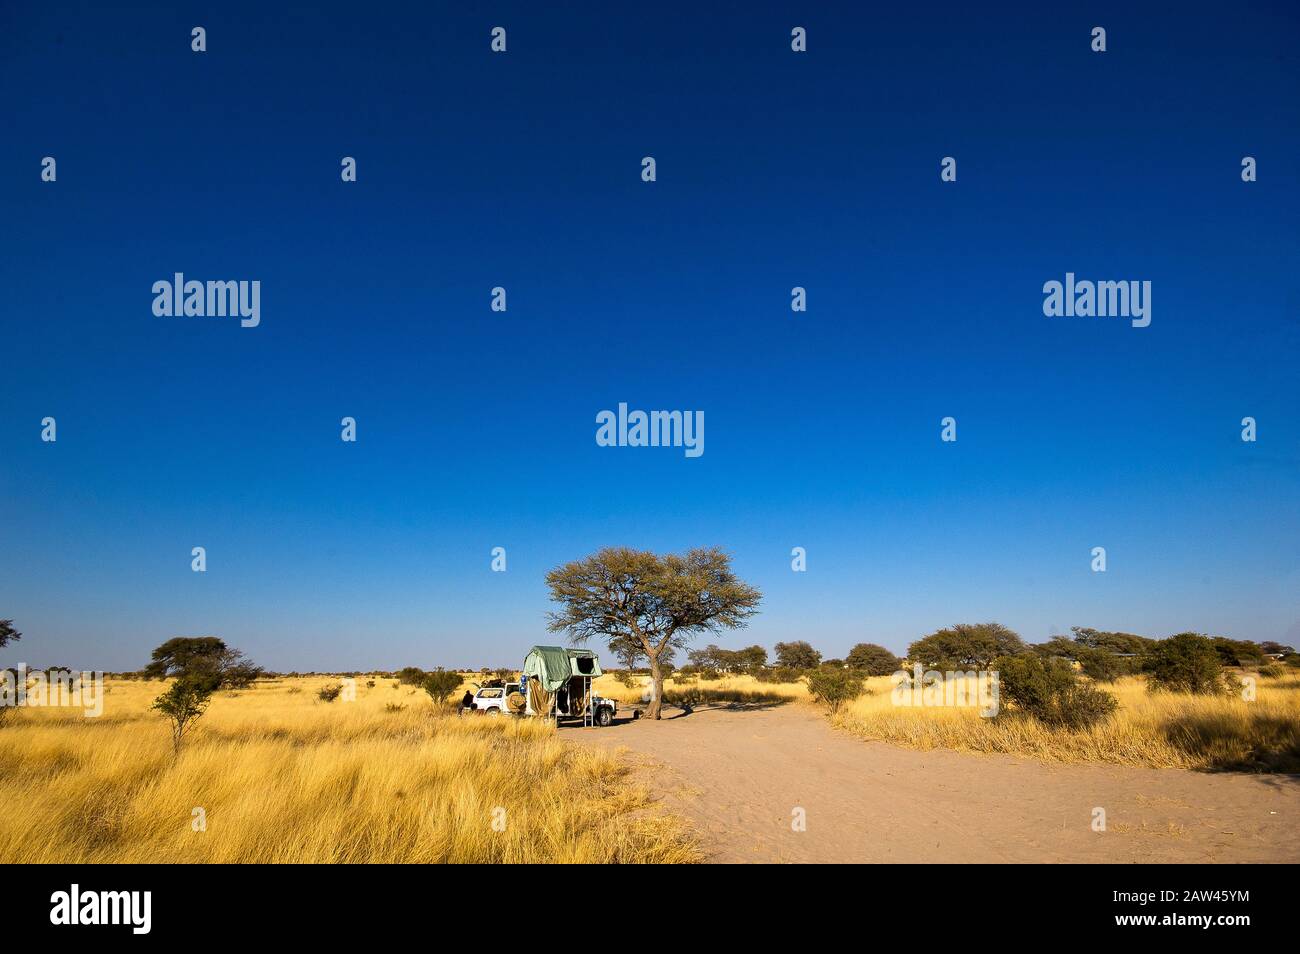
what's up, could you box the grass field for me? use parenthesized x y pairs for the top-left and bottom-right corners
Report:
(0, 675), (698, 864)
(833, 671), (1300, 771)
(5, 665), (1296, 865)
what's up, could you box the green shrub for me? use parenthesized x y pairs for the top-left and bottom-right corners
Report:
(699, 668), (723, 681)
(1259, 663), (1286, 679)
(318, 683), (342, 702)
(994, 655), (1116, 730)
(806, 668), (866, 712)
(421, 668), (463, 706)
(1144, 633), (1225, 694)
(396, 666), (426, 686)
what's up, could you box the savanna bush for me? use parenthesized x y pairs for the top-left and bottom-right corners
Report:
(421, 669), (463, 707)
(1144, 633), (1225, 694)
(994, 655), (1117, 730)
(318, 684), (342, 702)
(806, 667), (865, 712)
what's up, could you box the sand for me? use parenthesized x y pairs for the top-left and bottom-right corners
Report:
(569, 703), (1300, 863)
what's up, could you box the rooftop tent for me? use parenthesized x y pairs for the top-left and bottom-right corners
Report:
(522, 645), (602, 692)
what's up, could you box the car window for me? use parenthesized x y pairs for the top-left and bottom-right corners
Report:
(478, 688), (504, 698)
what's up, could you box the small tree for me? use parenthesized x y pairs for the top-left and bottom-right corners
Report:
(152, 676), (211, 755)
(422, 669), (463, 709)
(1144, 633), (1224, 694)
(846, 642), (901, 675)
(806, 668), (865, 713)
(774, 640), (822, 670)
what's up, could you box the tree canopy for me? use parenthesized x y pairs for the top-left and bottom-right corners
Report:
(774, 640), (822, 670)
(144, 637), (263, 690)
(845, 642), (901, 675)
(908, 623), (1027, 670)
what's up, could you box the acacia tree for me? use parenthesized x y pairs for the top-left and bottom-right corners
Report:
(545, 547), (762, 720)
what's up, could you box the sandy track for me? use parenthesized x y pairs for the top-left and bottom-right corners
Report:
(569, 703), (1300, 863)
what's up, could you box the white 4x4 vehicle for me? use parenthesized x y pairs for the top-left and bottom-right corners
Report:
(468, 681), (618, 726)
(468, 684), (517, 715)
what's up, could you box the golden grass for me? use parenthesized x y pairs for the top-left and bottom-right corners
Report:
(832, 672), (1300, 771)
(0, 675), (698, 864)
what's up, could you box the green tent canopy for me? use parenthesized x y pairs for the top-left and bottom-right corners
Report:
(522, 645), (603, 692)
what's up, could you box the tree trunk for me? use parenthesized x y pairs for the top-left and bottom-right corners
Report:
(647, 653), (665, 720)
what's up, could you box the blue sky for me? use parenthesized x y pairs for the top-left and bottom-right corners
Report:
(2, 2), (1297, 671)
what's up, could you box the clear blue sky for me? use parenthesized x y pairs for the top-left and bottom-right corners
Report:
(2, 2), (1297, 671)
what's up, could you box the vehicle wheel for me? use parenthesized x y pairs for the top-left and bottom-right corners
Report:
(596, 707), (612, 727)
(486, 707), (500, 717)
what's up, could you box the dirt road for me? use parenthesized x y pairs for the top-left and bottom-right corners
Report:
(569, 703), (1300, 863)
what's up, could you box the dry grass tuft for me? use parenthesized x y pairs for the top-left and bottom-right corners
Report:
(831, 673), (1300, 771)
